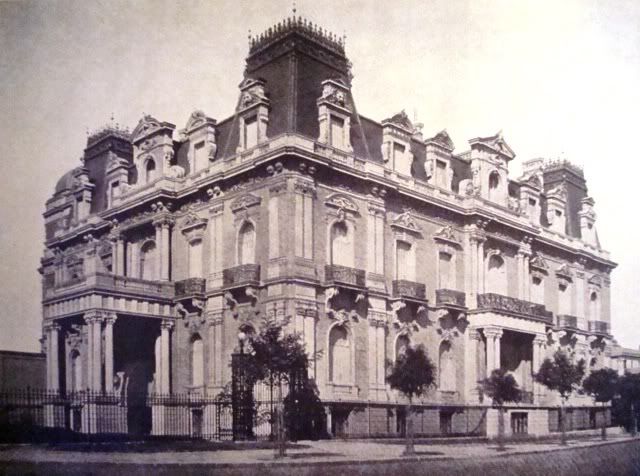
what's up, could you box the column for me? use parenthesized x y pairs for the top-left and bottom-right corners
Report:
(376, 323), (386, 387)
(160, 320), (174, 394)
(367, 321), (378, 390)
(111, 236), (119, 275)
(104, 313), (117, 392)
(116, 237), (125, 277)
(465, 328), (481, 402)
(468, 236), (477, 302)
(477, 238), (485, 295)
(208, 205), (224, 287)
(516, 252), (524, 299)
(154, 223), (162, 280)
(161, 222), (171, 281)
(50, 323), (60, 392)
(84, 314), (94, 390)
(268, 195), (280, 259)
(532, 335), (546, 403)
(303, 192), (313, 259)
(92, 315), (102, 391)
(484, 327), (502, 376)
(44, 331), (51, 389)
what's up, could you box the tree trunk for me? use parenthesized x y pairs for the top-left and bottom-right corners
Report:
(560, 400), (567, 446)
(601, 402), (607, 441)
(497, 406), (505, 451)
(404, 399), (415, 456)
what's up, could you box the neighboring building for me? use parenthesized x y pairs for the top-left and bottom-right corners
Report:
(611, 344), (640, 375)
(40, 14), (618, 438)
(0, 350), (46, 391)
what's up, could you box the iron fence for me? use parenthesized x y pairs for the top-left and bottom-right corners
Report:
(0, 388), (233, 442)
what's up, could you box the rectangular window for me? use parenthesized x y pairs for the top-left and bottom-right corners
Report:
(438, 251), (452, 289)
(330, 115), (345, 149)
(529, 198), (536, 206)
(193, 141), (206, 172)
(436, 160), (447, 189)
(244, 115), (258, 149)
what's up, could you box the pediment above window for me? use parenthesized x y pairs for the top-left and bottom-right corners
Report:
(391, 211), (422, 235)
(588, 274), (602, 288)
(530, 254), (548, 273)
(325, 193), (359, 214)
(181, 212), (208, 241)
(433, 225), (460, 247)
(555, 263), (573, 282)
(231, 193), (262, 213)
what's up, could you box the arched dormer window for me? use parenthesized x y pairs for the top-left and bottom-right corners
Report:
(329, 325), (352, 384)
(487, 253), (507, 295)
(488, 171), (500, 202)
(238, 221), (256, 265)
(191, 334), (204, 388)
(439, 341), (456, 392)
(140, 240), (157, 280)
(330, 220), (354, 267)
(145, 159), (157, 184)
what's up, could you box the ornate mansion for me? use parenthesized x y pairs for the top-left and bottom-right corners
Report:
(40, 15), (622, 438)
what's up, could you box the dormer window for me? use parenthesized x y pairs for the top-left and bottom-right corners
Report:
(244, 115), (258, 149)
(108, 181), (120, 208)
(193, 141), (206, 172)
(435, 160), (447, 189)
(330, 115), (345, 149)
(145, 159), (156, 184)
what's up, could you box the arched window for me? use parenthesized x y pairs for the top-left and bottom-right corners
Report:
(145, 159), (157, 184)
(396, 240), (415, 281)
(140, 241), (157, 280)
(439, 341), (456, 391)
(191, 335), (204, 388)
(396, 335), (410, 361)
(330, 221), (353, 267)
(488, 171), (500, 202)
(590, 291), (600, 321)
(329, 325), (352, 384)
(188, 239), (203, 278)
(487, 254), (507, 295)
(70, 350), (82, 392)
(531, 274), (545, 305)
(438, 251), (453, 289)
(238, 221), (256, 265)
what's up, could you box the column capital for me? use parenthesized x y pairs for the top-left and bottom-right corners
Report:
(483, 326), (503, 339)
(533, 334), (547, 346)
(161, 319), (175, 331)
(104, 312), (118, 325)
(83, 310), (102, 324)
(206, 310), (224, 326)
(152, 214), (175, 228)
(468, 327), (482, 341)
(44, 321), (61, 332)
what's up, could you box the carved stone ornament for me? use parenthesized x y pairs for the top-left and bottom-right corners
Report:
(328, 308), (358, 324)
(437, 327), (459, 342)
(434, 225), (460, 246)
(391, 211), (422, 234)
(555, 263), (573, 281)
(238, 78), (269, 111)
(395, 320), (419, 336)
(230, 193), (262, 213)
(180, 212), (208, 241)
(381, 110), (414, 133)
(131, 115), (162, 143)
(325, 193), (359, 214)
(588, 274), (602, 288)
(530, 254), (548, 272)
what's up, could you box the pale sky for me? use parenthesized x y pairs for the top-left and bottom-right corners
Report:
(0, 0), (638, 352)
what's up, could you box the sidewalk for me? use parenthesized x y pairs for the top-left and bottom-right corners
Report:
(0, 429), (637, 468)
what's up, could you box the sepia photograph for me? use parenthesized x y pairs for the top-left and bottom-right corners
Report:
(0, 0), (639, 474)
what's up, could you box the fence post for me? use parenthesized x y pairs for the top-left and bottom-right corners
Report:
(231, 351), (253, 441)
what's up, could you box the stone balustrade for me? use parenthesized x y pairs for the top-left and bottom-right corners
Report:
(557, 314), (578, 329)
(324, 264), (366, 288)
(222, 264), (261, 288)
(588, 320), (610, 335)
(435, 288), (466, 308)
(174, 278), (206, 299)
(392, 280), (427, 300)
(477, 293), (553, 324)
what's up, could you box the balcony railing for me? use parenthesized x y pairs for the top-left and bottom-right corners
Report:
(476, 293), (553, 324)
(222, 264), (261, 288)
(557, 314), (578, 329)
(435, 289), (466, 308)
(45, 272), (175, 300)
(324, 264), (366, 288)
(175, 278), (206, 299)
(392, 280), (427, 301)
(588, 320), (610, 335)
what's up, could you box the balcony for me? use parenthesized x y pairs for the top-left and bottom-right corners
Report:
(588, 320), (610, 336)
(476, 293), (553, 324)
(324, 265), (366, 289)
(222, 264), (261, 288)
(435, 289), (466, 309)
(174, 278), (206, 299)
(45, 272), (175, 301)
(557, 314), (579, 330)
(392, 280), (427, 301)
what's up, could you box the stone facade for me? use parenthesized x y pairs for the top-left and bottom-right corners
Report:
(40, 14), (620, 438)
